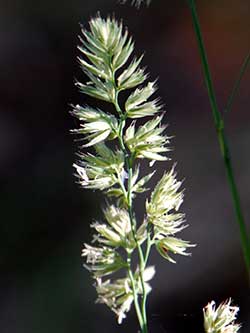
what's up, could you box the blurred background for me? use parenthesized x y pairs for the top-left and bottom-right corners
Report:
(0, 0), (250, 332)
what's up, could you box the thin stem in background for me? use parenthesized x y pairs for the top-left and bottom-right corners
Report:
(187, 0), (250, 277)
(225, 52), (250, 113)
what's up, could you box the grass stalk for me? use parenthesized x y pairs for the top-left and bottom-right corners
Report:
(187, 0), (250, 276)
(225, 52), (250, 113)
(114, 92), (149, 333)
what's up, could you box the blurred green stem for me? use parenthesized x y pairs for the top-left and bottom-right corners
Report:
(225, 52), (250, 113)
(187, 0), (250, 277)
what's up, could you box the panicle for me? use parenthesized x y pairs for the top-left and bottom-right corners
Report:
(73, 14), (194, 327)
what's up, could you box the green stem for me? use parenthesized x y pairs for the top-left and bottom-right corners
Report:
(187, 0), (250, 276)
(144, 227), (152, 267)
(127, 252), (144, 329)
(114, 91), (149, 333)
(141, 229), (152, 329)
(225, 52), (250, 113)
(126, 153), (148, 332)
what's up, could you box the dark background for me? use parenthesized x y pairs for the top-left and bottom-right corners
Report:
(1, 0), (250, 332)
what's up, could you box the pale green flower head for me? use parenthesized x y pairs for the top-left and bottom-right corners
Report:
(82, 244), (126, 277)
(155, 237), (195, 263)
(146, 166), (196, 262)
(125, 115), (170, 162)
(71, 105), (118, 146)
(73, 143), (124, 191)
(203, 299), (241, 333)
(104, 205), (132, 237)
(95, 277), (134, 324)
(146, 166), (184, 223)
(76, 14), (162, 121)
(95, 265), (155, 324)
(86, 16), (122, 53)
(92, 205), (134, 249)
(125, 81), (161, 118)
(77, 15), (148, 102)
(73, 14), (196, 329)
(91, 205), (147, 250)
(146, 166), (185, 235)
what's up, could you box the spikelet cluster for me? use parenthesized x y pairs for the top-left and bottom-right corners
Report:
(203, 299), (241, 333)
(72, 15), (194, 324)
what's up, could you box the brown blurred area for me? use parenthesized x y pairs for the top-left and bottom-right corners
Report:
(0, 0), (249, 332)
